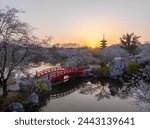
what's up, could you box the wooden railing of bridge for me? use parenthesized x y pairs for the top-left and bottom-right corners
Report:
(36, 66), (84, 81)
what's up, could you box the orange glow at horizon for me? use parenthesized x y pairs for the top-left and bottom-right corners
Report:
(82, 40), (100, 48)
(80, 35), (115, 48)
(36, 31), (118, 48)
(35, 19), (121, 48)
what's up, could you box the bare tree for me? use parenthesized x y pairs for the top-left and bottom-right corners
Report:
(120, 33), (141, 52)
(0, 6), (34, 96)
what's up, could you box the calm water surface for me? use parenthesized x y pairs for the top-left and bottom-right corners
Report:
(41, 78), (140, 112)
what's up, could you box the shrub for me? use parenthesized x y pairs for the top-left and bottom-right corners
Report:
(126, 61), (139, 73)
(147, 66), (150, 75)
(95, 66), (109, 76)
(36, 80), (49, 93)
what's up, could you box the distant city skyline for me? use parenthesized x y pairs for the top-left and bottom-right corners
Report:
(1, 0), (150, 47)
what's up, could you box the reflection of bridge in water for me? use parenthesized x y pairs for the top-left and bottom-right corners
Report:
(50, 86), (80, 99)
(35, 66), (85, 99)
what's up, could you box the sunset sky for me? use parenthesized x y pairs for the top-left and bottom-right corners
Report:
(1, 0), (150, 47)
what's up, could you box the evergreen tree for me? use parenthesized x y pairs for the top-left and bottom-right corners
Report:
(120, 33), (141, 53)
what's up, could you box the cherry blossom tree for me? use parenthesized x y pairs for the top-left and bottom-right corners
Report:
(135, 43), (150, 63)
(0, 7), (39, 96)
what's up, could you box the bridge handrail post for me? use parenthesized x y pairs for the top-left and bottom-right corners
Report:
(36, 71), (38, 76)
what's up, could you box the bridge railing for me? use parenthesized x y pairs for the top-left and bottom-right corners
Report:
(36, 66), (84, 81)
(48, 68), (83, 81)
(36, 66), (64, 77)
(36, 66), (83, 77)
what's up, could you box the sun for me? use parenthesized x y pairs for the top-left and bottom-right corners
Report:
(91, 43), (96, 49)
(89, 40), (100, 49)
(80, 36), (100, 48)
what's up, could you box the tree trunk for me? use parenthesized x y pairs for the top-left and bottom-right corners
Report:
(3, 83), (8, 96)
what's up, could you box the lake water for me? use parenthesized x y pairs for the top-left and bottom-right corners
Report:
(41, 78), (139, 112)
(1, 63), (148, 112)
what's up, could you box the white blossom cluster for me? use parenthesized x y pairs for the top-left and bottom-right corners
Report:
(56, 43), (150, 67)
(136, 43), (150, 63)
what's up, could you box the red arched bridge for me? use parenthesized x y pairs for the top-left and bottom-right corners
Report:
(36, 66), (84, 81)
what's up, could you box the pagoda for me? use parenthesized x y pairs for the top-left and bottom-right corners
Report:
(101, 34), (107, 48)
